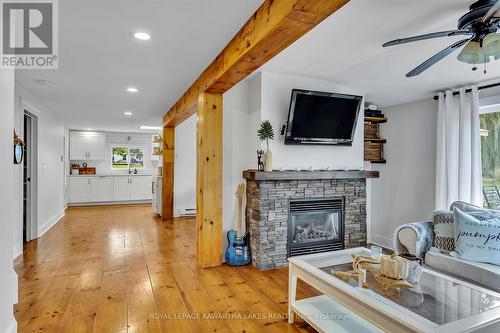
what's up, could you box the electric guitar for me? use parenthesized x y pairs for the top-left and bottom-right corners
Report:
(225, 183), (251, 266)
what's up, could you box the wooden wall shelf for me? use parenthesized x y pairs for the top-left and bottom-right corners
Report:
(364, 112), (387, 164)
(364, 116), (387, 124)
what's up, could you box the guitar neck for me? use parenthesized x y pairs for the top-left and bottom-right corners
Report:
(236, 196), (243, 237)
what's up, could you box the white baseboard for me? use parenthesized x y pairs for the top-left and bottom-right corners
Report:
(12, 271), (18, 305)
(68, 200), (151, 207)
(369, 233), (394, 250)
(13, 243), (22, 260)
(38, 209), (65, 237)
(5, 318), (17, 333)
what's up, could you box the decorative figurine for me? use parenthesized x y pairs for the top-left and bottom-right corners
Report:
(257, 150), (264, 171)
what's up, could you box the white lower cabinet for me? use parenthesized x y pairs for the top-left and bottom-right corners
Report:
(129, 177), (146, 200)
(69, 176), (152, 204)
(113, 177), (131, 201)
(69, 177), (91, 203)
(91, 177), (114, 202)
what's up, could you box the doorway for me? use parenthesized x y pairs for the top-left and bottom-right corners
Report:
(23, 111), (37, 243)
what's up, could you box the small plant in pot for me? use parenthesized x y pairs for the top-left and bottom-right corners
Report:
(257, 120), (274, 171)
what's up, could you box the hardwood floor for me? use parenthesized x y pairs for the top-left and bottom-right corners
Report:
(14, 204), (319, 333)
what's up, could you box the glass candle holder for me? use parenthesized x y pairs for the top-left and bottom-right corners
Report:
(370, 245), (382, 260)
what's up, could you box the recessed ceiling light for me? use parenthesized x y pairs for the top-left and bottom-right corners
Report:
(126, 87), (138, 93)
(133, 32), (151, 41)
(123, 111), (133, 116)
(34, 79), (50, 86)
(140, 125), (162, 130)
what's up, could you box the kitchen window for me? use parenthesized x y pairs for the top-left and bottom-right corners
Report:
(112, 146), (145, 169)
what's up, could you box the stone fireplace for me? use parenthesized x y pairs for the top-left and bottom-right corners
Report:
(243, 169), (379, 269)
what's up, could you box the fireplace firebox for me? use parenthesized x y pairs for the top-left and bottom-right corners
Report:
(287, 197), (345, 257)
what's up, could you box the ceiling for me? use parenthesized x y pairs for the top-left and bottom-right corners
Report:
(263, 0), (500, 108)
(17, 0), (500, 131)
(15, 0), (263, 132)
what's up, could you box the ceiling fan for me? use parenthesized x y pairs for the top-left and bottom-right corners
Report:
(383, 0), (500, 77)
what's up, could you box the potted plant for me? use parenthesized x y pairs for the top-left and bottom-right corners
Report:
(71, 163), (80, 175)
(257, 120), (274, 171)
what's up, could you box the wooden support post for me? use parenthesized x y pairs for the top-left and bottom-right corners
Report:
(196, 92), (223, 267)
(162, 126), (175, 220)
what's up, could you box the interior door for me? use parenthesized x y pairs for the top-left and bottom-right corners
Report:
(70, 133), (88, 160)
(86, 134), (105, 160)
(113, 177), (130, 201)
(90, 177), (113, 202)
(129, 177), (146, 200)
(23, 114), (31, 243)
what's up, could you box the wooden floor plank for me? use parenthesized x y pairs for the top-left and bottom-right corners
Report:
(14, 205), (318, 332)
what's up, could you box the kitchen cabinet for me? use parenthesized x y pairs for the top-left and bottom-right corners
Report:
(129, 177), (147, 200)
(113, 177), (146, 201)
(69, 177), (91, 203)
(91, 177), (114, 202)
(113, 177), (131, 201)
(70, 132), (106, 160)
(68, 175), (152, 204)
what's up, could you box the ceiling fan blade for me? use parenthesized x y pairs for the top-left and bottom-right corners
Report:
(482, 0), (500, 22)
(383, 30), (473, 47)
(406, 38), (471, 77)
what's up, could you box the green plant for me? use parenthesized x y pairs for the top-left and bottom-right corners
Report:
(257, 120), (274, 150)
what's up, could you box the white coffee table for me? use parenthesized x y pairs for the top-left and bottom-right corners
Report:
(288, 247), (500, 333)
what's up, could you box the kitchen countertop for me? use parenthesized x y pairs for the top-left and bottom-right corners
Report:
(68, 174), (153, 177)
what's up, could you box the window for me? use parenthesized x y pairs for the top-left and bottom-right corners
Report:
(112, 146), (145, 169)
(480, 111), (500, 208)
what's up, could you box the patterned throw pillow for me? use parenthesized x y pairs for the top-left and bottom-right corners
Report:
(433, 210), (455, 253)
(433, 209), (498, 253)
(451, 208), (500, 266)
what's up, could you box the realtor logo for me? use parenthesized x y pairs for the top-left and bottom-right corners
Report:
(1, 0), (58, 68)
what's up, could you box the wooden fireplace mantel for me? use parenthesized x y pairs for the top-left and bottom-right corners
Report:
(242, 169), (379, 181)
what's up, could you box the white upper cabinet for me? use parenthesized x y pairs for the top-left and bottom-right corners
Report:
(70, 132), (106, 161)
(86, 134), (106, 160)
(69, 133), (87, 160)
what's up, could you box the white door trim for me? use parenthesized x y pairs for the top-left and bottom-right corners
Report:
(22, 101), (39, 242)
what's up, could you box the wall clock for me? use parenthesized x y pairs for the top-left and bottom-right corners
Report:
(14, 130), (24, 164)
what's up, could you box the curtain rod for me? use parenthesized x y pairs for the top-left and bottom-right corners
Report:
(433, 82), (500, 100)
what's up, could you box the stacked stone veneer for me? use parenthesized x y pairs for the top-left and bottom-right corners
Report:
(246, 179), (367, 269)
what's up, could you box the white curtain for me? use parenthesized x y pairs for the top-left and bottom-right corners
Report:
(435, 87), (482, 210)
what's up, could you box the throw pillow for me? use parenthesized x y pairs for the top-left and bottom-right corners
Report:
(432, 209), (497, 253)
(451, 207), (500, 266)
(433, 210), (455, 253)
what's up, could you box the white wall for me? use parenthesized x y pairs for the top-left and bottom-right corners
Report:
(0, 70), (18, 333)
(222, 74), (262, 252)
(220, 71), (365, 257)
(260, 72), (365, 170)
(14, 84), (66, 257)
(369, 98), (438, 248)
(174, 114), (197, 217)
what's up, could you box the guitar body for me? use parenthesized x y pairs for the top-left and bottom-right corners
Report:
(225, 230), (251, 266)
(225, 183), (251, 266)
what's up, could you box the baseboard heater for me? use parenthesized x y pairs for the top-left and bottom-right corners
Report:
(180, 208), (196, 217)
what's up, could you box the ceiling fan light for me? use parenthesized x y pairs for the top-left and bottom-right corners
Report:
(457, 41), (480, 64)
(483, 32), (500, 56)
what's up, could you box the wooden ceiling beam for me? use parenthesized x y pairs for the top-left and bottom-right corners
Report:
(163, 0), (349, 127)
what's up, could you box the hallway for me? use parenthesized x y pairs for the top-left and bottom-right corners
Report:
(14, 205), (317, 333)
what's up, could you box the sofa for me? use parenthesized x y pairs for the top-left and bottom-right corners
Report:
(393, 201), (500, 292)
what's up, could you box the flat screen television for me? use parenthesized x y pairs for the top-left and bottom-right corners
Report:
(285, 89), (362, 146)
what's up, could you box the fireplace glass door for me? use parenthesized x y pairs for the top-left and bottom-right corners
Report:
(288, 198), (344, 257)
